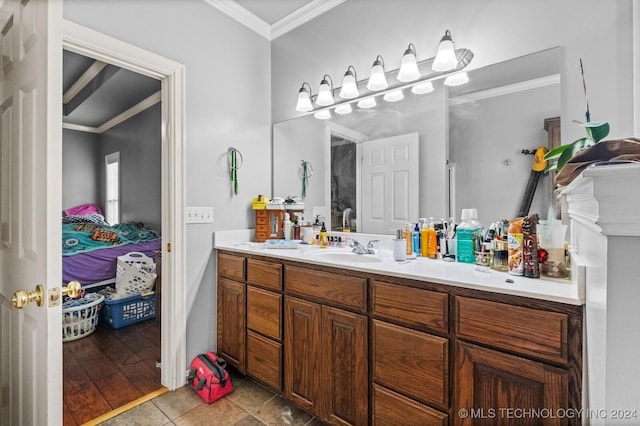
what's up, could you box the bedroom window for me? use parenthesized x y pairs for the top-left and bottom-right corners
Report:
(105, 152), (120, 225)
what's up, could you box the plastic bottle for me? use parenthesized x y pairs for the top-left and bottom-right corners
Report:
(283, 216), (292, 240)
(426, 224), (438, 259)
(412, 223), (421, 257)
(393, 229), (406, 261)
(508, 217), (524, 275)
(402, 223), (413, 255)
(456, 209), (477, 263)
(420, 226), (429, 258)
(319, 222), (328, 248)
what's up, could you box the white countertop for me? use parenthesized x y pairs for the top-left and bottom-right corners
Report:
(214, 230), (584, 306)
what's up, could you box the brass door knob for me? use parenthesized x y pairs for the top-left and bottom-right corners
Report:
(63, 280), (82, 299)
(12, 284), (44, 309)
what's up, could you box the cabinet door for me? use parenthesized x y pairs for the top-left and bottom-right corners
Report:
(217, 278), (246, 373)
(284, 297), (321, 415)
(454, 341), (568, 426)
(321, 306), (368, 426)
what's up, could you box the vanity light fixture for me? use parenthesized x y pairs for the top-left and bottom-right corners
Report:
(397, 43), (420, 82)
(357, 97), (377, 109)
(295, 82), (313, 112)
(432, 30), (458, 72)
(411, 81), (434, 95)
(366, 55), (388, 91)
(444, 71), (469, 86)
(339, 65), (359, 99)
(335, 103), (353, 114)
(314, 109), (331, 120)
(316, 74), (335, 106)
(383, 89), (404, 102)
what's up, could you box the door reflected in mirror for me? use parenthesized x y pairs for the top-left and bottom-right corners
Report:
(273, 48), (561, 233)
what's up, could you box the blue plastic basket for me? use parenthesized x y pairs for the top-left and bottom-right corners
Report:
(101, 292), (156, 329)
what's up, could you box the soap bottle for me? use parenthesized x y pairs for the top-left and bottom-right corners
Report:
(426, 219), (438, 259)
(456, 209), (477, 263)
(393, 229), (406, 261)
(402, 223), (413, 255)
(292, 217), (301, 240)
(412, 223), (421, 257)
(420, 224), (429, 258)
(283, 216), (292, 240)
(319, 222), (328, 248)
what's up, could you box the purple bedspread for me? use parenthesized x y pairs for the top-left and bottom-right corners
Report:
(62, 240), (161, 285)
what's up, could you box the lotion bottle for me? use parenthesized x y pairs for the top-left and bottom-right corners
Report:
(402, 223), (413, 255)
(283, 216), (292, 240)
(319, 222), (328, 248)
(393, 229), (406, 261)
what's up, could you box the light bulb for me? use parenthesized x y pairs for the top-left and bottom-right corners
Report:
(316, 75), (334, 106)
(339, 66), (359, 99)
(335, 104), (352, 114)
(411, 81), (434, 95)
(357, 98), (376, 109)
(295, 83), (313, 112)
(397, 43), (420, 82)
(367, 55), (388, 91)
(383, 90), (404, 102)
(433, 30), (458, 72)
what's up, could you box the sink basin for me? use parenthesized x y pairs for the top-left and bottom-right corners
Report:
(305, 249), (383, 264)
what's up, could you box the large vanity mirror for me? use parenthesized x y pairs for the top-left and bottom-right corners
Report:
(273, 48), (561, 233)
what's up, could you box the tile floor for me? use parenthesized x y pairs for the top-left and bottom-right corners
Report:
(98, 371), (326, 426)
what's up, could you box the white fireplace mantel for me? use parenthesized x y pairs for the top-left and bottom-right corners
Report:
(564, 162), (640, 425)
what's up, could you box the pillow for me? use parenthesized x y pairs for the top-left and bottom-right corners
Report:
(62, 213), (108, 226)
(63, 203), (103, 217)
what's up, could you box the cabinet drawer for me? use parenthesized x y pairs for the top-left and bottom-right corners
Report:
(455, 296), (568, 364)
(247, 286), (281, 340)
(372, 281), (448, 333)
(247, 258), (282, 290)
(372, 320), (448, 409)
(256, 216), (268, 225)
(247, 331), (282, 391)
(218, 252), (245, 281)
(285, 266), (367, 313)
(372, 384), (447, 426)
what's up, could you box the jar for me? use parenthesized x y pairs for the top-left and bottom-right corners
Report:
(507, 217), (523, 276)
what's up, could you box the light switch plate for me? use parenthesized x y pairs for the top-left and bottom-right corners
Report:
(186, 207), (214, 224)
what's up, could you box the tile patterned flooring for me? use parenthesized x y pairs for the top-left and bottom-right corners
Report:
(98, 370), (326, 425)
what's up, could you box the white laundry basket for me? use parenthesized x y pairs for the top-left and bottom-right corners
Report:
(62, 293), (105, 342)
(116, 252), (157, 296)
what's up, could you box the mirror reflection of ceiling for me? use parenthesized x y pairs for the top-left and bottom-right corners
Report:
(62, 50), (160, 129)
(313, 48), (560, 141)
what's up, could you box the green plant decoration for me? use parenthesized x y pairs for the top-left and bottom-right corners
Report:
(543, 59), (610, 174)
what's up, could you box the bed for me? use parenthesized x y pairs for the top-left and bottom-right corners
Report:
(62, 209), (161, 289)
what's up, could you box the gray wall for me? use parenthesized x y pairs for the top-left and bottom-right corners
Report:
(271, 0), (635, 143)
(97, 103), (162, 232)
(64, 0), (272, 362)
(62, 129), (100, 211)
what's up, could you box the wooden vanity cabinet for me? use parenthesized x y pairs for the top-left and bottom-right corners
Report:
(246, 259), (283, 391)
(284, 266), (368, 426)
(216, 253), (246, 373)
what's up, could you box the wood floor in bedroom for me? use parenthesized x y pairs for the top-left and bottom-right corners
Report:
(62, 315), (161, 426)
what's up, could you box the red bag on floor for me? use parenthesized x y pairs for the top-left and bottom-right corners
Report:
(187, 351), (233, 403)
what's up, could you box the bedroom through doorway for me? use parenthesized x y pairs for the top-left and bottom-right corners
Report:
(61, 47), (164, 425)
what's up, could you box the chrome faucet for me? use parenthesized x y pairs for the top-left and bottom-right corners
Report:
(350, 239), (378, 255)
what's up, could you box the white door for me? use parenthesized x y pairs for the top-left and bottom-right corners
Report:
(361, 132), (419, 234)
(0, 1), (62, 425)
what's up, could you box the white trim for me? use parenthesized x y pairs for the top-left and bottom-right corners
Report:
(450, 74), (561, 103)
(271, 0), (346, 40)
(62, 60), (106, 103)
(62, 122), (100, 133)
(203, 0), (271, 39)
(204, 0), (344, 40)
(96, 91), (161, 133)
(63, 20), (187, 391)
(634, 0), (640, 135)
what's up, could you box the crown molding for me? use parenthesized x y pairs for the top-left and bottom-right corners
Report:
(204, 0), (271, 39)
(271, 0), (345, 40)
(204, 0), (345, 41)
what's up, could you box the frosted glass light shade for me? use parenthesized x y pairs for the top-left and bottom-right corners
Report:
(411, 81), (434, 95)
(316, 75), (334, 106)
(314, 109), (331, 120)
(432, 30), (457, 72)
(357, 97), (376, 109)
(335, 103), (352, 115)
(383, 90), (404, 102)
(295, 83), (313, 112)
(339, 66), (359, 99)
(444, 71), (469, 86)
(397, 43), (420, 82)
(367, 56), (388, 91)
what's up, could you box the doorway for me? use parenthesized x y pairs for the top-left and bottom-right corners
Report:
(62, 19), (186, 422)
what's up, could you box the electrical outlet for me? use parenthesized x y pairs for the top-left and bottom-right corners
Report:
(186, 207), (214, 224)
